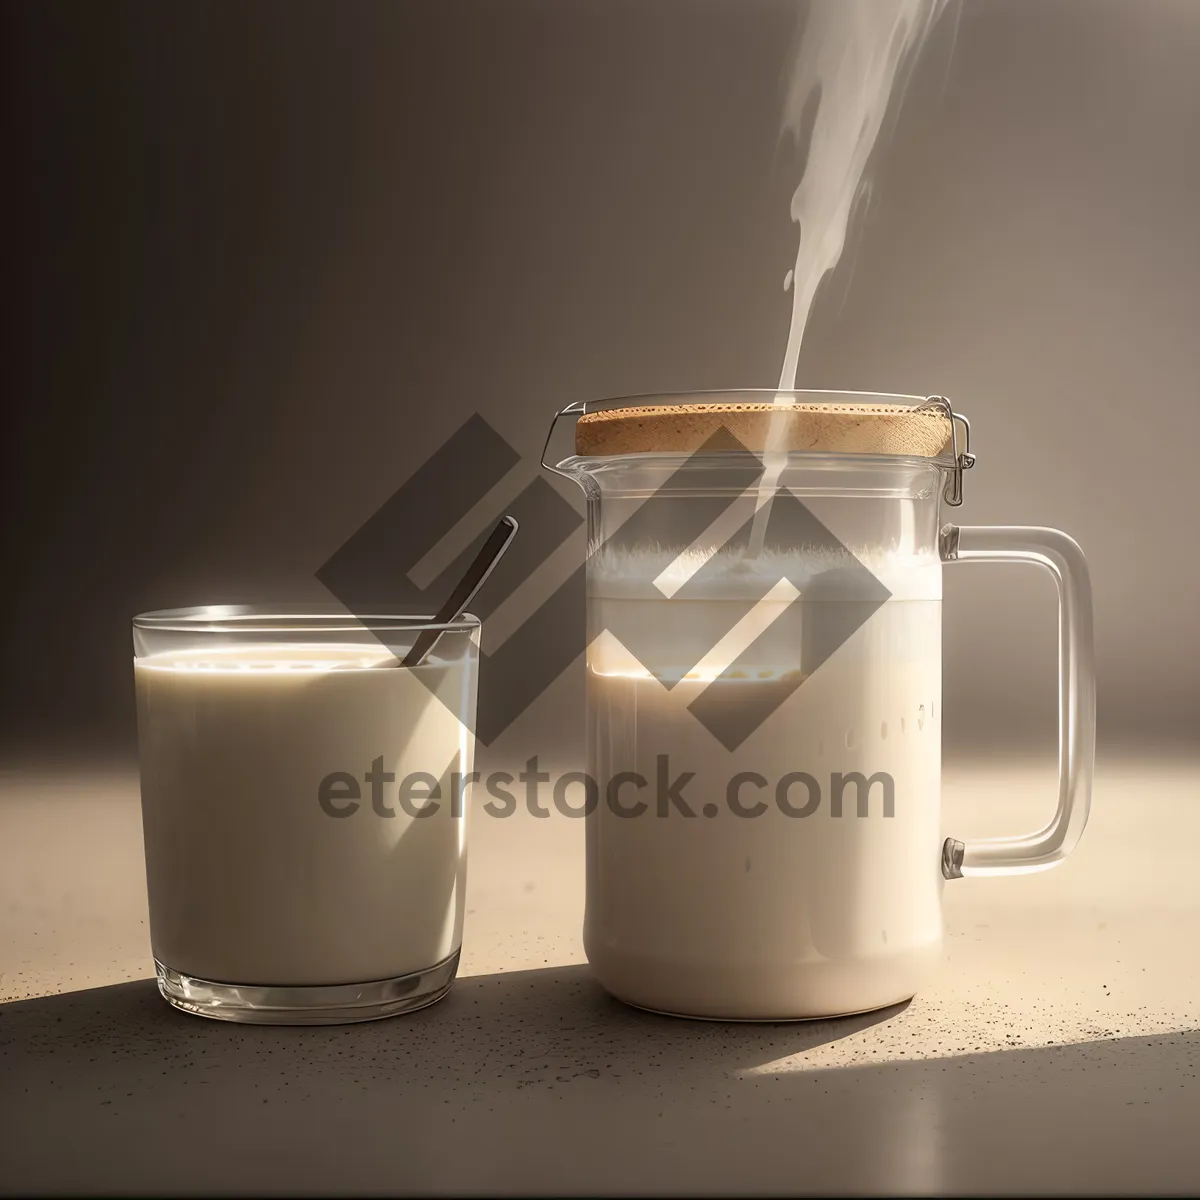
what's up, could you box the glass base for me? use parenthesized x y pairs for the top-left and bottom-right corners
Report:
(154, 950), (460, 1025)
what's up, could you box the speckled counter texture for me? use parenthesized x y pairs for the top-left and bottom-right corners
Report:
(2, 756), (1198, 1194)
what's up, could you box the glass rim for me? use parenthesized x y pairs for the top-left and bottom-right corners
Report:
(132, 605), (481, 635)
(557, 447), (950, 473)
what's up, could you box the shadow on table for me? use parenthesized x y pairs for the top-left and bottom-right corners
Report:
(2, 966), (1199, 1194)
(0, 964), (907, 1080)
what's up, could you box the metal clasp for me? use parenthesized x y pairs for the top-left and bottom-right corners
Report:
(919, 395), (975, 507)
(539, 399), (587, 478)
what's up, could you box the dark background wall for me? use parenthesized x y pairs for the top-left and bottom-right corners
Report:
(4, 0), (1199, 766)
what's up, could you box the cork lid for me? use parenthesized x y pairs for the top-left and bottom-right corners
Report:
(575, 401), (951, 459)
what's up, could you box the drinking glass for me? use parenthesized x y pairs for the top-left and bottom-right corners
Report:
(133, 606), (479, 1023)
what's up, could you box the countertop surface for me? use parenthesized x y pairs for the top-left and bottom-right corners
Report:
(2, 754), (1199, 1194)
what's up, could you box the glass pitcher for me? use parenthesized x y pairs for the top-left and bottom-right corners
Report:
(543, 390), (1095, 1020)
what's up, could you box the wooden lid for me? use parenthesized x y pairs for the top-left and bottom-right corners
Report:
(575, 401), (951, 458)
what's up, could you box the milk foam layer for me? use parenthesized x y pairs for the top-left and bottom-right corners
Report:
(136, 644), (474, 987)
(588, 545), (942, 601)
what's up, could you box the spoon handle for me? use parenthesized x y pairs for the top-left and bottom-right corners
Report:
(401, 516), (519, 668)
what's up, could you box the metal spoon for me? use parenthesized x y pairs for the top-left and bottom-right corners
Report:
(400, 516), (518, 668)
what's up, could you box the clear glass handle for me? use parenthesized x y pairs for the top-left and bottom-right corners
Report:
(939, 524), (1096, 878)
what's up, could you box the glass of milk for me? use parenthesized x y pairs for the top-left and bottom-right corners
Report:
(133, 606), (479, 1024)
(546, 391), (1096, 1021)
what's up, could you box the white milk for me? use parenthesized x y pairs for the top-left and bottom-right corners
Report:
(135, 644), (475, 987)
(584, 549), (943, 1018)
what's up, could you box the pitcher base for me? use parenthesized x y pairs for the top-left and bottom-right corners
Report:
(587, 942), (941, 1021)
